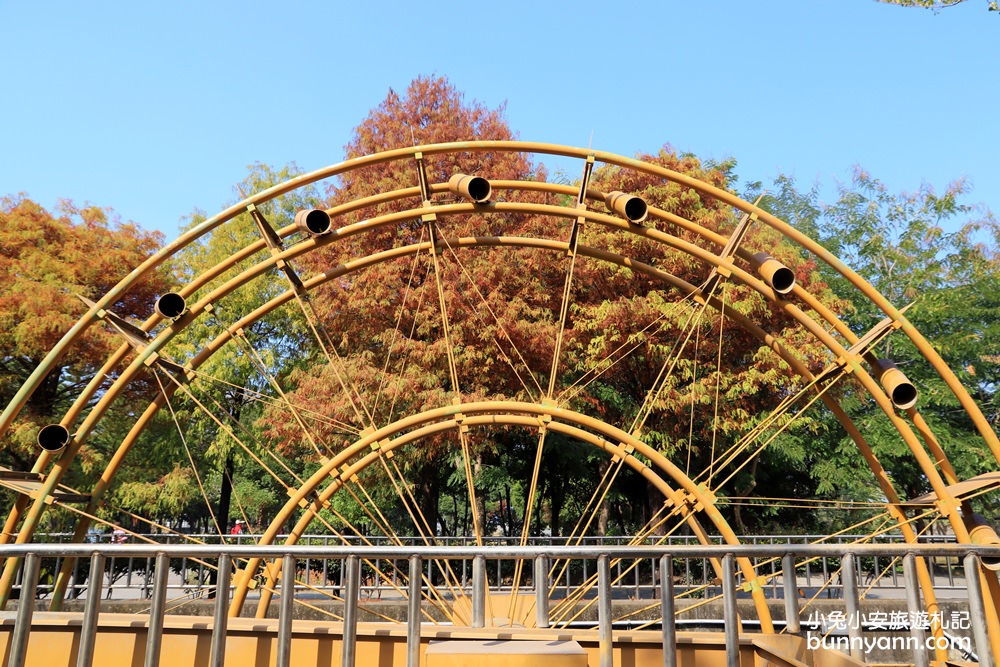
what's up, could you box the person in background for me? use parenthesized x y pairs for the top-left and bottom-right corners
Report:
(230, 519), (244, 535)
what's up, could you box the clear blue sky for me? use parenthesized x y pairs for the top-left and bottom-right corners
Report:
(1, 0), (996, 240)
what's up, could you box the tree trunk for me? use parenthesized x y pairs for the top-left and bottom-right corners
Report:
(463, 490), (470, 537)
(733, 459), (759, 534)
(206, 454), (235, 599)
(474, 454), (485, 538)
(550, 491), (564, 538)
(598, 501), (610, 537)
(450, 492), (459, 537)
(414, 461), (441, 536)
(504, 484), (515, 536)
(612, 502), (628, 535)
(646, 482), (665, 538)
(218, 454), (235, 534)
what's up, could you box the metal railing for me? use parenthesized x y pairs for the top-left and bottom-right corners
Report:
(22, 532), (972, 601)
(2, 542), (997, 667)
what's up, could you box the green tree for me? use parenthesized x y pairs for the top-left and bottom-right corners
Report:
(752, 169), (1000, 519)
(823, 171), (999, 498)
(162, 163), (321, 534)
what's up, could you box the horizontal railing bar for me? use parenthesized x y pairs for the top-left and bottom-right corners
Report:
(27, 532), (927, 541)
(1, 543), (997, 560)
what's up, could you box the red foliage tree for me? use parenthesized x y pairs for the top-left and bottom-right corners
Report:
(0, 196), (173, 470)
(259, 77), (841, 536)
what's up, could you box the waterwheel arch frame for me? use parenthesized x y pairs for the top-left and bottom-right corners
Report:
(0, 141), (996, 659)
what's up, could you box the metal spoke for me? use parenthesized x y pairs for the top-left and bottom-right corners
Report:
(373, 230), (426, 415)
(630, 286), (719, 435)
(699, 371), (843, 491)
(547, 155), (595, 399)
(179, 366), (360, 436)
(381, 456), (470, 607)
(506, 427), (548, 617)
(233, 329), (331, 458)
(386, 273), (429, 425)
(244, 202), (374, 428)
(439, 232), (543, 399)
(258, 500), (455, 625)
(414, 155), (489, 550)
(162, 371), (301, 488)
(558, 294), (696, 405)
(549, 503), (693, 625)
(153, 369), (225, 538)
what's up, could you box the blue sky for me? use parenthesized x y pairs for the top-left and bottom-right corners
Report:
(1, 0), (996, 240)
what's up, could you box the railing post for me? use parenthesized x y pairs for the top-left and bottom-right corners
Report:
(276, 554), (295, 667)
(535, 555), (549, 628)
(659, 556), (676, 667)
(472, 554), (486, 628)
(9, 553), (41, 667)
(963, 553), (996, 667)
(722, 553), (740, 667)
(210, 553), (232, 667)
(598, 555), (613, 667)
(341, 554), (361, 667)
(842, 553), (863, 659)
(143, 552), (170, 667)
(903, 553), (930, 667)
(781, 553), (800, 634)
(75, 553), (105, 667)
(407, 555), (422, 667)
